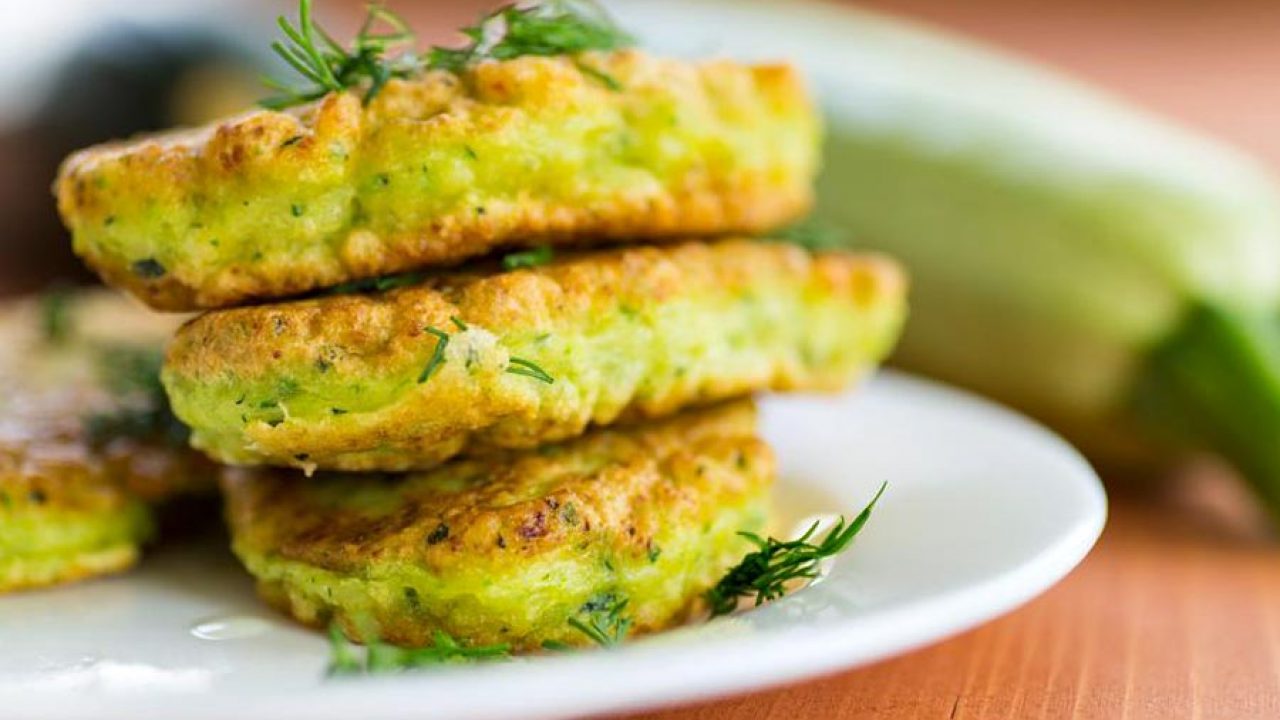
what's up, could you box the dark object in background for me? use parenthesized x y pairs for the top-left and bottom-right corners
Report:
(0, 21), (263, 296)
(36, 23), (262, 157)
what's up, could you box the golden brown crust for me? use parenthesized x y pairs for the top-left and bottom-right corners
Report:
(56, 51), (820, 310)
(223, 401), (764, 573)
(0, 291), (217, 592)
(222, 401), (774, 649)
(164, 240), (907, 472)
(170, 241), (903, 376)
(0, 546), (141, 594)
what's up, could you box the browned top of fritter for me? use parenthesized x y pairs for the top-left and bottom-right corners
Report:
(56, 50), (819, 310)
(221, 400), (771, 575)
(167, 239), (903, 379)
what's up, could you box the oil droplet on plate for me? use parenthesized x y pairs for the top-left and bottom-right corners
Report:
(772, 477), (843, 532)
(190, 615), (272, 641)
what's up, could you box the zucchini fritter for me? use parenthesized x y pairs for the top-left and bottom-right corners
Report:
(164, 240), (906, 472)
(1, 453), (152, 593)
(0, 291), (214, 592)
(56, 51), (819, 310)
(222, 401), (772, 651)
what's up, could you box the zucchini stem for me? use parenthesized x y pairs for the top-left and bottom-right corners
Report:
(1140, 305), (1280, 519)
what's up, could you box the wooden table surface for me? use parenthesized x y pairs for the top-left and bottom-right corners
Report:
(624, 470), (1280, 720)
(612, 1), (1280, 718)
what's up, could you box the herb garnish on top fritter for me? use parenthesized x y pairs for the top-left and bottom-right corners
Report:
(55, 2), (819, 310)
(262, 0), (633, 110)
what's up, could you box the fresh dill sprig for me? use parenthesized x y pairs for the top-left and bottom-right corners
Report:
(261, 0), (418, 109)
(418, 326), (450, 383)
(501, 246), (555, 271)
(263, 0), (633, 109)
(573, 59), (622, 90)
(84, 346), (190, 448)
(35, 291), (189, 447)
(327, 625), (510, 676)
(705, 482), (887, 617)
(98, 346), (165, 396)
(506, 356), (555, 384)
(567, 592), (632, 647)
(429, 1), (633, 73)
(327, 625), (362, 675)
(324, 271), (425, 296)
(83, 404), (188, 448)
(39, 286), (73, 344)
(774, 218), (850, 252)
(416, 324), (555, 385)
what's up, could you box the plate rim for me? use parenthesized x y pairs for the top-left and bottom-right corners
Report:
(6, 371), (1106, 720)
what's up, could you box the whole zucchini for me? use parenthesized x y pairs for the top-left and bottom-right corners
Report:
(807, 10), (1280, 502)
(619, 1), (1280, 515)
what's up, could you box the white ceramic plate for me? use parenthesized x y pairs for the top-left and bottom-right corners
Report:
(5, 5), (1106, 715)
(0, 371), (1104, 720)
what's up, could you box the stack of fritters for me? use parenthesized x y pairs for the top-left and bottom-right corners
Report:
(54, 51), (906, 648)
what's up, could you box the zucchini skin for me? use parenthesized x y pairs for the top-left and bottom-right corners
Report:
(820, 124), (1280, 462)
(618, 0), (1280, 455)
(795, 4), (1280, 488)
